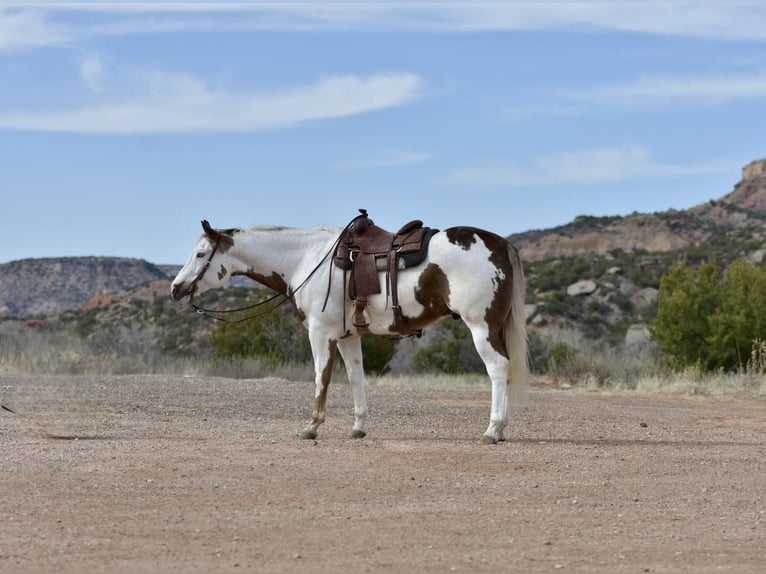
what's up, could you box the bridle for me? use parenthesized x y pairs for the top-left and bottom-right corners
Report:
(185, 214), (364, 323)
(186, 237), (287, 323)
(188, 240), (221, 302)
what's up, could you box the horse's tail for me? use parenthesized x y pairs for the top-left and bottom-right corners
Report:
(505, 241), (529, 406)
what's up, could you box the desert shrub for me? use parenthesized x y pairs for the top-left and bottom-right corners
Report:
(412, 327), (462, 374)
(529, 257), (593, 292)
(411, 319), (483, 374)
(707, 260), (766, 369)
(649, 262), (721, 369)
(209, 295), (311, 365)
(359, 334), (398, 375)
(547, 341), (578, 376)
(528, 331), (652, 386)
(650, 259), (766, 371)
(539, 292), (615, 340)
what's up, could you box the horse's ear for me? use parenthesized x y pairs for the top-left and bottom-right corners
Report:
(201, 220), (216, 239)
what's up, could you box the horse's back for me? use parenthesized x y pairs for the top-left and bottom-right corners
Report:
(428, 226), (516, 269)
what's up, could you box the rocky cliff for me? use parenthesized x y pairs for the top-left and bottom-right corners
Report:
(0, 257), (171, 318)
(511, 159), (766, 262)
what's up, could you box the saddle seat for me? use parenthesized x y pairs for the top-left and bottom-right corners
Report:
(333, 209), (438, 335)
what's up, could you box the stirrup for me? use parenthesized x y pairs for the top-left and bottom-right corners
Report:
(353, 305), (369, 333)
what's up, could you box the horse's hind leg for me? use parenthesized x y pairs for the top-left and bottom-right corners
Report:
(337, 337), (368, 438)
(467, 323), (510, 444)
(300, 335), (337, 440)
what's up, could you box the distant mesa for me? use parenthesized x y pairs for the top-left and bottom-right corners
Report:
(0, 257), (170, 319)
(742, 158), (766, 181)
(511, 158), (766, 262)
(720, 158), (766, 213)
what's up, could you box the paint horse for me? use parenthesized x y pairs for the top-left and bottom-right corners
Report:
(170, 215), (528, 444)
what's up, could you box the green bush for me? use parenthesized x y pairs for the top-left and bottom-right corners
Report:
(411, 319), (482, 374)
(547, 341), (578, 375)
(209, 295), (311, 365)
(650, 259), (766, 371)
(412, 326), (462, 374)
(359, 334), (398, 375)
(649, 262), (721, 369)
(707, 260), (766, 369)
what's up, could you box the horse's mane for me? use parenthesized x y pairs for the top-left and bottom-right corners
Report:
(243, 224), (341, 234)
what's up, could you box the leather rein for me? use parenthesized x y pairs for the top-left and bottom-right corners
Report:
(187, 215), (364, 324)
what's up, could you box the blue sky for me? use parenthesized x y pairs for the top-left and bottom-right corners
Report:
(1, 1), (765, 265)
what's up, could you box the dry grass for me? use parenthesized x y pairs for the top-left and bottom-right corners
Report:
(2, 320), (764, 398)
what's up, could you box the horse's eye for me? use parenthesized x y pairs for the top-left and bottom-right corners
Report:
(196, 252), (206, 258)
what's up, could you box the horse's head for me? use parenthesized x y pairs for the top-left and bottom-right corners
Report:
(170, 220), (236, 301)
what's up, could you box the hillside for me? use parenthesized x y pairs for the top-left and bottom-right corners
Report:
(510, 158), (766, 262)
(0, 257), (171, 318)
(515, 158), (766, 347)
(2, 159), (765, 362)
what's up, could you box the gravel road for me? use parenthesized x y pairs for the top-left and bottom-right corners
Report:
(1, 374), (764, 573)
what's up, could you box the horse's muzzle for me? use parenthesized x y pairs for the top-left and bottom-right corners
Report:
(170, 283), (191, 301)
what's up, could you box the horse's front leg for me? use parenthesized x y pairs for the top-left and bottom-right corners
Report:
(300, 333), (337, 440)
(337, 337), (368, 439)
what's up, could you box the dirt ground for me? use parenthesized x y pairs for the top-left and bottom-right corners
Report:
(1, 374), (764, 573)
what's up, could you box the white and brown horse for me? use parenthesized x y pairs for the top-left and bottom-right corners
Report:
(171, 218), (528, 444)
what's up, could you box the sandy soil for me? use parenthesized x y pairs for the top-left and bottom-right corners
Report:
(1, 374), (764, 573)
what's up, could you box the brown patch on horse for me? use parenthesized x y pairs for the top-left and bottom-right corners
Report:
(311, 339), (337, 424)
(201, 220), (237, 252)
(485, 276), (514, 358)
(388, 263), (453, 332)
(478, 231), (516, 358)
(217, 265), (228, 281)
(234, 269), (289, 296)
(233, 269), (305, 321)
(447, 227), (517, 358)
(445, 227), (479, 250)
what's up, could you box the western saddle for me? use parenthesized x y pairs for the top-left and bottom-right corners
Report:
(333, 209), (438, 335)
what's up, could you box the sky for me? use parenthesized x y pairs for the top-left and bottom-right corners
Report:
(1, 1), (765, 265)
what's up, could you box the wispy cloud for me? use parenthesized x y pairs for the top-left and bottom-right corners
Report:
(0, 71), (422, 133)
(566, 72), (766, 106)
(438, 146), (735, 190)
(505, 71), (766, 121)
(334, 149), (434, 171)
(0, 8), (69, 51)
(3, 2), (766, 52)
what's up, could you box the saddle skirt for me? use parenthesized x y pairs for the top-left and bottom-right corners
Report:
(333, 210), (439, 300)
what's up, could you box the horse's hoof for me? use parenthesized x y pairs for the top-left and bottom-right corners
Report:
(480, 435), (498, 445)
(300, 429), (318, 440)
(350, 430), (366, 439)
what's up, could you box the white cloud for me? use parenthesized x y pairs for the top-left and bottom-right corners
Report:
(3, 2), (766, 51)
(0, 72), (422, 133)
(505, 71), (766, 121)
(566, 72), (766, 106)
(438, 146), (734, 190)
(0, 8), (69, 51)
